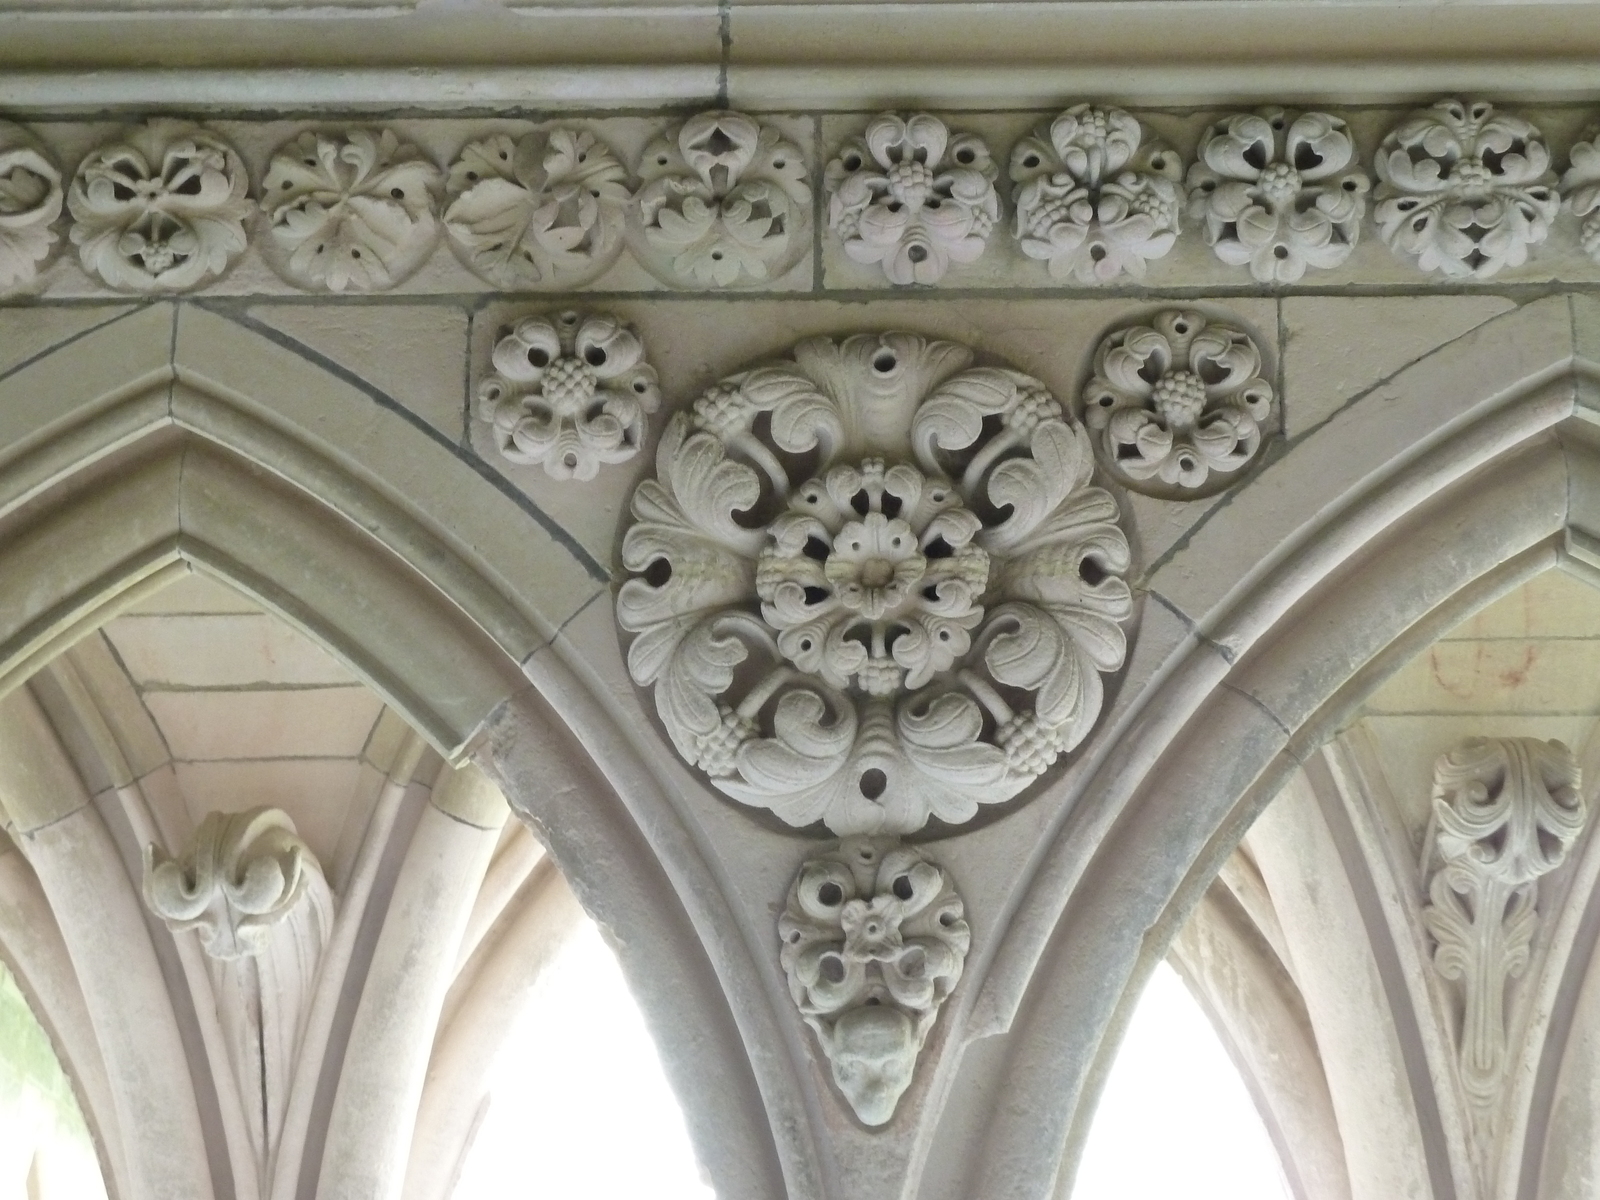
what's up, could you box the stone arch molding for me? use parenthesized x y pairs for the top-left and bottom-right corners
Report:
(0, 302), (811, 1200)
(12, 295), (1600, 1200)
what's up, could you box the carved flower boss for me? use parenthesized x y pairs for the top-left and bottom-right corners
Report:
(477, 310), (660, 480)
(618, 333), (1132, 836)
(1084, 310), (1274, 498)
(1374, 99), (1558, 278)
(631, 110), (811, 287)
(1187, 109), (1369, 282)
(68, 119), (252, 292)
(0, 122), (63, 292)
(1010, 105), (1183, 282)
(826, 113), (999, 284)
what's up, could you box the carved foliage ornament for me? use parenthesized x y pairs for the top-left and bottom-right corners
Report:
(68, 119), (252, 292)
(261, 129), (442, 293)
(826, 113), (999, 285)
(1187, 109), (1370, 283)
(445, 127), (631, 289)
(1561, 126), (1600, 263)
(1010, 105), (1182, 283)
(144, 808), (321, 961)
(1084, 310), (1274, 498)
(1423, 738), (1585, 1111)
(477, 310), (660, 480)
(780, 838), (969, 1125)
(631, 110), (811, 288)
(1374, 99), (1558, 279)
(618, 332), (1132, 836)
(0, 122), (63, 292)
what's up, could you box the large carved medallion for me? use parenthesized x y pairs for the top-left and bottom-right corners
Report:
(617, 333), (1133, 835)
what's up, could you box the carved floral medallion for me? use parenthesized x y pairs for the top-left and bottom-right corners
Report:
(260, 129), (443, 292)
(68, 119), (252, 292)
(0, 122), (63, 293)
(1374, 99), (1559, 279)
(1083, 310), (1274, 498)
(1009, 105), (1183, 283)
(630, 111), (811, 288)
(444, 127), (632, 289)
(825, 113), (999, 285)
(780, 837), (969, 1125)
(1186, 109), (1370, 282)
(477, 310), (661, 480)
(1561, 127), (1600, 263)
(618, 332), (1132, 836)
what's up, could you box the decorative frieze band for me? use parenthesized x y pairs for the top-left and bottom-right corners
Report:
(12, 99), (1600, 297)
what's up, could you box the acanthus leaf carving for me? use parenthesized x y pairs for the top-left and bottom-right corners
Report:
(779, 837), (969, 1126)
(1009, 104), (1183, 283)
(261, 128), (443, 292)
(1186, 108), (1370, 282)
(1083, 309), (1274, 498)
(618, 332), (1132, 836)
(630, 110), (812, 288)
(0, 121), (63, 293)
(444, 127), (632, 289)
(826, 113), (999, 284)
(1374, 98), (1559, 279)
(67, 119), (252, 292)
(1422, 737), (1586, 1136)
(476, 309), (660, 480)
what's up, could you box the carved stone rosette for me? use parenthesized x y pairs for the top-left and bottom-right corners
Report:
(1374, 99), (1559, 279)
(1561, 127), (1600, 263)
(1083, 310), (1274, 498)
(143, 808), (321, 960)
(630, 110), (812, 288)
(826, 113), (999, 285)
(68, 119), (252, 292)
(1009, 104), (1183, 283)
(1186, 108), (1370, 282)
(1423, 738), (1586, 1132)
(779, 837), (969, 1126)
(617, 332), (1132, 836)
(476, 310), (660, 480)
(444, 127), (632, 289)
(0, 122), (63, 293)
(260, 129), (443, 293)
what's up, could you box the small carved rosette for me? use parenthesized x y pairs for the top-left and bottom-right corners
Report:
(1186, 109), (1369, 282)
(1374, 99), (1559, 279)
(630, 111), (811, 288)
(1424, 738), (1586, 1116)
(260, 129), (443, 292)
(68, 119), (252, 292)
(0, 122), (63, 293)
(1561, 128), (1600, 263)
(618, 332), (1132, 835)
(826, 113), (999, 285)
(780, 838), (969, 1125)
(444, 127), (632, 289)
(143, 808), (320, 960)
(476, 310), (660, 480)
(1010, 105), (1183, 283)
(1083, 310), (1274, 498)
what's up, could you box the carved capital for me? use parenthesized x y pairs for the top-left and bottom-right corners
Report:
(779, 838), (969, 1126)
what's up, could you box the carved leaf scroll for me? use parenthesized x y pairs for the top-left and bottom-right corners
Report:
(779, 838), (969, 1125)
(618, 332), (1132, 836)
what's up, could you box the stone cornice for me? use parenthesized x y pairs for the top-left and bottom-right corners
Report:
(8, 2), (1600, 111)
